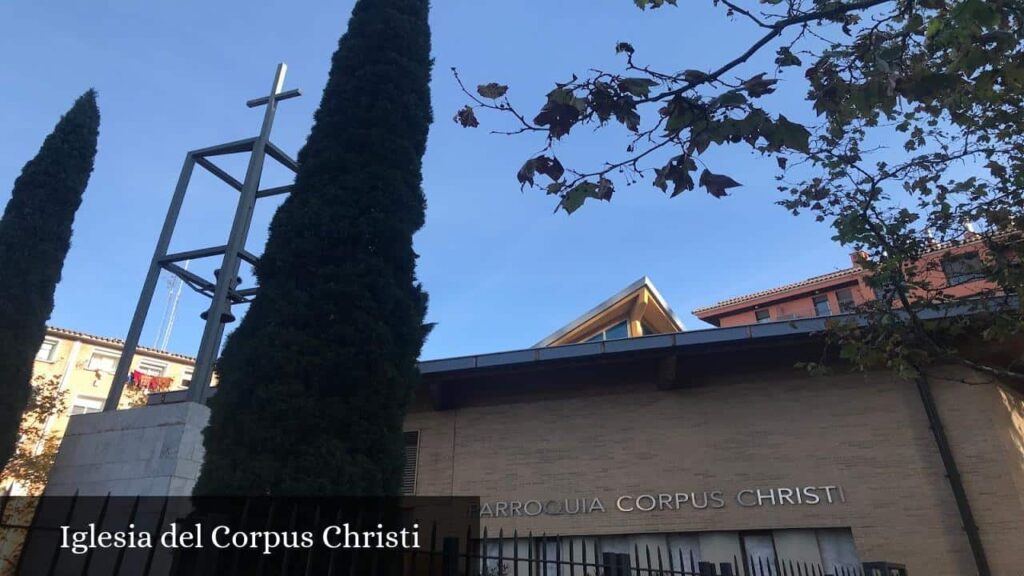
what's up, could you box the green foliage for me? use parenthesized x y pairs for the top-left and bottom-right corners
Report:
(634, 0), (677, 9)
(0, 91), (99, 471)
(455, 0), (1024, 380)
(193, 0), (432, 496)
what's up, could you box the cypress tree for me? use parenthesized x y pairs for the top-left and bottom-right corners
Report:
(0, 91), (100, 470)
(194, 0), (432, 495)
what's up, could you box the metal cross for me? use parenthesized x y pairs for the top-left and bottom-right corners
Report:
(103, 64), (302, 411)
(246, 63), (301, 109)
(185, 63), (301, 403)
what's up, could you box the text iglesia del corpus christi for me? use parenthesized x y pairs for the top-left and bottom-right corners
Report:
(60, 523), (420, 556)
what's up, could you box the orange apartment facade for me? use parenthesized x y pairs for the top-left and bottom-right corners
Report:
(0, 327), (196, 494)
(692, 236), (1001, 328)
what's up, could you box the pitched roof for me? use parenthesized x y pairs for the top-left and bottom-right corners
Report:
(45, 325), (197, 363)
(533, 276), (686, 348)
(692, 231), (1011, 317)
(691, 267), (861, 315)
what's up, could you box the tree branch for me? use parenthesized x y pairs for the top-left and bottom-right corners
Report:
(644, 0), (895, 103)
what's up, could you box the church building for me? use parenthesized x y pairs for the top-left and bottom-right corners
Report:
(403, 277), (1024, 576)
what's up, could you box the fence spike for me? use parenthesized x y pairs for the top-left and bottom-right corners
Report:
(527, 531), (534, 576)
(497, 527), (505, 576)
(568, 535), (576, 576)
(556, 534), (563, 576)
(142, 495), (170, 576)
(426, 519), (437, 576)
(513, 529), (520, 576)
(466, 522), (474, 576)
(326, 504), (344, 576)
(302, 504), (321, 576)
(79, 490), (113, 575)
(108, 496), (141, 576)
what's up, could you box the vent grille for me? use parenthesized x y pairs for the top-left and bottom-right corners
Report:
(401, 431), (419, 496)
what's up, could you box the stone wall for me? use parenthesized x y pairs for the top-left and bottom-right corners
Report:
(45, 402), (209, 496)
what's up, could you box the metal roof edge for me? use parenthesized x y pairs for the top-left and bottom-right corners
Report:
(419, 297), (1011, 376)
(643, 277), (687, 332)
(423, 315), (830, 375)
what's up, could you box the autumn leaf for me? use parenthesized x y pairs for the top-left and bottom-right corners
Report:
(618, 78), (659, 97)
(454, 106), (479, 128)
(683, 70), (712, 84)
(560, 178), (615, 214)
(615, 42), (635, 55)
(698, 169), (742, 197)
(476, 83), (509, 99)
(741, 73), (778, 97)
(534, 155), (565, 181)
(517, 158), (537, 187)
(775, 47), (802, 67)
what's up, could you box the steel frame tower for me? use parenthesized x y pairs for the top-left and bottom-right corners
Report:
(103, 64), (300, 411)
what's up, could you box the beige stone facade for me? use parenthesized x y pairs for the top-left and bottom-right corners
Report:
(406, 356), (1024, 575)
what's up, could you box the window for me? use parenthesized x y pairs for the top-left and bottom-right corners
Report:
(36, 338), (59, 362)
(835, 288), (856, 313)
(585, 320), (630, 342)
(817, 528), (861, 573)
(401, 431), (419, 495)
(70, 395), (104, 416)
(742, 533), (779, 575)
(755, 309), (771, 323)
(86, 349), (120, 373)
(812, 295), (832, 317)
(136, 359), (167, 377)
(942, 251), (986, 286)
(870, 281), (896, 303)
(639, 322), (657, 336)
(473, 529), (858, 576)
(604, 321), (628, 340)
(182, 368), (194, 389)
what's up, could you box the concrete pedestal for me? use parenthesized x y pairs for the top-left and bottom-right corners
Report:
(45, 401), (210, 496)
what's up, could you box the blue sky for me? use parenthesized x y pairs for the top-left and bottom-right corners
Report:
(1, 0), (857, 360)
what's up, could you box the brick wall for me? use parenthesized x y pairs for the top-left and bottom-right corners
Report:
(406, 367), (1024, 575)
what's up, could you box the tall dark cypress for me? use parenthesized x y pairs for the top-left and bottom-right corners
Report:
(194, 0), (432, 495)
(0, 91), (100, 470)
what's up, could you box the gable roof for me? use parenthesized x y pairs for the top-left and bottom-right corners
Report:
(691, 267), (861, 316)
(533, 277), (685, 348)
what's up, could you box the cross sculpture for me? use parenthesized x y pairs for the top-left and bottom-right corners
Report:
(104, 64), (301, 410)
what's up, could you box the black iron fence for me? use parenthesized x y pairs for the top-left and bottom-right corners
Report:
(471, 527), (882, 576)
(0, 494), (903, 576)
